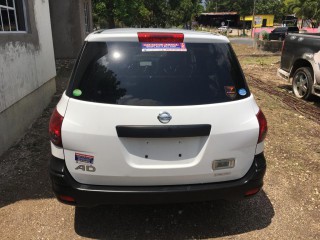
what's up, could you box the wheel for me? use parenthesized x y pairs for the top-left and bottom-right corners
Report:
(292, 67), (313, 100)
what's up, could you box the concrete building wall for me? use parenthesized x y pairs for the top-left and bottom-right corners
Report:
(0, 0), (56, 155)
(49, 0), (93, 59)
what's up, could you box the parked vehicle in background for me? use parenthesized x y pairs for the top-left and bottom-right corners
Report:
(49, 28), (267, 207)
(218, 26), (232, 33)
(269, 26), (299, 41)
(277, 33), (320, 99)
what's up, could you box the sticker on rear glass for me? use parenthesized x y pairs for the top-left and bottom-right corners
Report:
(141, 43), (187, 52)
(238, 88), (247, 96)
(73, 89), (82, 97)
(75, 153), (94, 165)
(224, 86), (237, 99)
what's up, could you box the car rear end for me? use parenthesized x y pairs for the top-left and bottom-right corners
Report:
(49, 29), (267, 206)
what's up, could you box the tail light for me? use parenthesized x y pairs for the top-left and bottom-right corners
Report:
(49, 108), (64, 147)
(138, 32), (184, 43)
(57, 195), (75, 204)
(256, 110), (268, 143)
(245, 187), (261, 196)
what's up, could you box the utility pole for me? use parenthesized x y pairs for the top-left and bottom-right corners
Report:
(227, 19), (231, 36)
(251, 0), (256, 38)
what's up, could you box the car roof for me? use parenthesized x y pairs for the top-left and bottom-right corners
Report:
(85, 28), (229, 43)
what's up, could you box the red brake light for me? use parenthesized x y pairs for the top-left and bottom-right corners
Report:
(49, 108), (64, 147)
(245, 187), (261, 196)
(256, 110), (268, 143)
(138, 32), (184, 43)
(58, 195), (75, 203)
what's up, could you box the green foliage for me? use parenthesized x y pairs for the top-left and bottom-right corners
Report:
(205, 1), (284, 15)
(204, 0), (286, 23)
(204, 0), (254, 16)
(92, 0), (320, 28)
(92, 0), (203, 29)
(286, 0), (320, 22)
(255, 0), (286, 23)
(261, 31), (269, 40)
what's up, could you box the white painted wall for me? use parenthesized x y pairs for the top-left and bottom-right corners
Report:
(0, 0), (56, 113)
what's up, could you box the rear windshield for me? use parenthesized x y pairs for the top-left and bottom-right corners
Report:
(67, 41), (250, 106)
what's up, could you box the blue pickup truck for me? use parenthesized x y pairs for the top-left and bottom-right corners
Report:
(277, 33), (320, 99)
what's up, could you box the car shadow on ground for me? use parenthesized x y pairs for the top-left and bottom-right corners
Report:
(74, 190), (274, 239)
(310, 94), (320, 107)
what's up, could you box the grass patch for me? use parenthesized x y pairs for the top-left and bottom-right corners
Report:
(240, 56), (280, 66)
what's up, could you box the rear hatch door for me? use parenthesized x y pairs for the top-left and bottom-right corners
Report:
(62, 35), (259, 186)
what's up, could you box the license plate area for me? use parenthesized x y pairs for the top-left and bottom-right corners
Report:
(119, 137), (207, 161)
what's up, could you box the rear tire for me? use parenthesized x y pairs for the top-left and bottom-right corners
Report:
(292, 67), (313, 100)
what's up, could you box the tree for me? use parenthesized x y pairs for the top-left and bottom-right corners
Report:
(93, 0), (116, 28)
(204, 0), (287, 24)
(203, 0), (254, 34)
(204, 0), (253, 14)
(169, 0), (203, 27)
(93, 0), (149, 28)
(92, 0), (203, 29)
(116, 0), (152, 27)
(255, 0), (286, 23)
(286, 0), (320, 26)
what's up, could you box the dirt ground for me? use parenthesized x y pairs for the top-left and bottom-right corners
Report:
(0, 44), (319, 240)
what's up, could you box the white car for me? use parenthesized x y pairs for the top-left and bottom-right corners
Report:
(49, 29), (267, 206)
(218, 26), (232, 33)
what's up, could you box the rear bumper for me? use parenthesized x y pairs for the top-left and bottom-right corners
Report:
(49, 153), (266, 207)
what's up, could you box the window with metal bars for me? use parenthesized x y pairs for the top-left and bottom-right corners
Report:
(0, 0), (26, 32)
